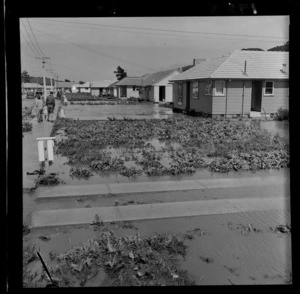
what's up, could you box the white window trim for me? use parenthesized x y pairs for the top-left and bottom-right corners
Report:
(205, 81), (212, 96)
(264, 80), (274, 96)
(192, 81), (199, 99)
(214, 81), (225, 96)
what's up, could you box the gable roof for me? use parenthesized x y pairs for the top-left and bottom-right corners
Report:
(115, 77), (143, 86)
(170, 55), (229, 81)
(141, 69), (178, 86)
(77, 82), (90, 87)
(170, 51), (289, 81)
(56, 81), (74, 88)
(22, 83), (43, 88)
(90, 80), (117, 88)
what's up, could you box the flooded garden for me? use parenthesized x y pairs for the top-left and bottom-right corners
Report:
(23, 209), (291, 287)
(23, 100), (291, 287)
(43, 114), (289, 186)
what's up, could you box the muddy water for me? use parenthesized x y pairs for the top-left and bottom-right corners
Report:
(43, 128), (290, 187)
(24, 208), (291, 285)
(245, 120), (289, 140)
(64, 103), (173, 120)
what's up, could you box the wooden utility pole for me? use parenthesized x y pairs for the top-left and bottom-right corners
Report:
(36, 56), (50, 101)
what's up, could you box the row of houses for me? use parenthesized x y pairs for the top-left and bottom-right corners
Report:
(22, 50), (289, 116)
(114, 50), (289, 117)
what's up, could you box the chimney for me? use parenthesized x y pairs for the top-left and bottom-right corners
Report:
(244, 60), (247, 75)
(193, 58), (196, 66)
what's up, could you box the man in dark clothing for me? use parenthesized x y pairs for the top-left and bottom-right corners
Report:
(46, 91), (56, 122)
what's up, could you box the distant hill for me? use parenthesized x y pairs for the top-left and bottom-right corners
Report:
(268, 41), (289, 52)
(241, 48), (264, 51)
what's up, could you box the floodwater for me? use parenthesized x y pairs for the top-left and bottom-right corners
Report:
(23, 101), (291, 286)
(246, 120), (289, 140)
(63, 103), (173, 120)
(24, 208), (291, 285)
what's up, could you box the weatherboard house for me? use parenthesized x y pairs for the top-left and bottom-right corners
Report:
(90, 80), (117, 96)
(114, 77), (143, 98)
(139, 69), (181, 103)
(169, 50), (289, 117)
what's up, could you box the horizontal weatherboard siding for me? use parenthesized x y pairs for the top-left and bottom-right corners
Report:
(189, 81), (212, 114)
(213, 80), (251, 115)
(261, 80), (289, 113)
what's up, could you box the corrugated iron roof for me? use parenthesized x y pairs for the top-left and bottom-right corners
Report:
(142, 69), (177, 86)
(22, 83), (43, 88)
(115, 77), (143, 86)
(56, 81), (74, 88)
(170, 50), (289, 81)
(90, 80), (116, 88)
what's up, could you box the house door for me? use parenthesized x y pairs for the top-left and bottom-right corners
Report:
(251, 81), (262, 112)
(159, 86), (165, 102)
(120, 86), (127, 97)
(185, 82), (190, 110)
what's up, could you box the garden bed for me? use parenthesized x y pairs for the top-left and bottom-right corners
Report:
(50, 115), (289, 178)
(22, 106), (33, 132)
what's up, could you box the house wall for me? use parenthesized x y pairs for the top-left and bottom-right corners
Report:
(153, 86), (159, 102)
(78, 88), (91, 93)
(212, 80), (252, 115)
(165, 85), (173, 103)
(151, 85), (173, 103)
(153, 70), (180, 103)
(91, 89), (100, 96)
(261, 80), (289, 113)
(189, 81), (212, 114)
(126, 86), (140, 98)
(173, 82), (186, 109)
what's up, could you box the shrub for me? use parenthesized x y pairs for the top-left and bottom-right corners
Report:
(274, 107), (289, 121)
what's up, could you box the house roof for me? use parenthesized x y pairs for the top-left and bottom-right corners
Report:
(90, 80), (117, 88)
(170, 50), (289, 81)
(55, 81), (74, 88)
(108, 80), (119, 87)
(141, 69), (178, 86)
(23, 83), (43, 88)
(115, 77), (143, 86)
(77, 82), (90, 87)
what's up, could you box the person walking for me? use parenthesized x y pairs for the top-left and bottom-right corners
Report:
(46, 91), (56, 122)
(34, 94), (44, 122)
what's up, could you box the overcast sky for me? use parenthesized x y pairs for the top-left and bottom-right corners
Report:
(20, 16), (289, 83)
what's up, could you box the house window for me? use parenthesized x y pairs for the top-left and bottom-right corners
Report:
(205, 81), (212, 95)
(264, 81), (274, 95)
(133, 86), (136, 91)
(178, 83), (183, 105)
(192, 82), (199, 99)
(214, 81), (225, 96)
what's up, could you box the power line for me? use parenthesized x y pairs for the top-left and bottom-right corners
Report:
(20, 30), (41, 58)
(23, 52), (110, 76)
(31, 26), (155, 71)
(20, 19), (43, 58)
(41, 18), (288, 41)
(32, 19), (288, 44)
(26, 18), (46, 57)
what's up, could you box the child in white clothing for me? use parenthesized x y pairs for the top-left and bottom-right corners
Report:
(43, 105), (48, 121)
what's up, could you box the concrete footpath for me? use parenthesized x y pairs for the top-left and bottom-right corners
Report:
(23, 99), (61, 190)
(37, 175), (288, 199)
(31, 196), (289, 228)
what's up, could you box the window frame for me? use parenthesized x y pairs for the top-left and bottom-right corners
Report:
(192, 81), (199, 99)
(177, 82), (183, 105)
(264, 80), (274, 96)
(214, 80), (225, 96)
(205, 80), (213, 96)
